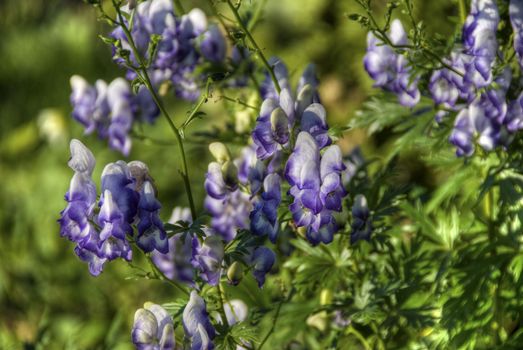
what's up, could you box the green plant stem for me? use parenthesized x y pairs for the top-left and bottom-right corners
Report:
(144, 252), (190, 296)
(360, 4), (464, 77)
(207, 0), (263, 98)
(458, 0), (467, 25)
(258, 288), (295, 350)
(181, 79), (212, 130)
(217, 283), (230, 327)
(113, 2), (197, 220)
(225, 0), (281, 94)
(347, 326), (371, 350)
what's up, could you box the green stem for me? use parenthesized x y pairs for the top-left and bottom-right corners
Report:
(207, 0), (263, 98)
(145, 253), (190, 296)
(347, 326), (371, 350)
(217, 283), (230, 327)
(226, 0), (281, 94)
(258, 288), (295, 350)
(113, 2), (197, 220)
(181, 79), (212, 130)
(458, 0), (467, 25)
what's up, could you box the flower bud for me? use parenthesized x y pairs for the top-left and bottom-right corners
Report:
(221, 160), (238, 190)
(128, 0), (137, 9)
(270, 107), (289, 144)
(209, 142), (231, 164)
(320, 288), (332, 305)
(227, 261), (244, 285)
(296, 84), (314, 117)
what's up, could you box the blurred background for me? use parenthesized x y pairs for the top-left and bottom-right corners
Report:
(0, 0), (458, 348)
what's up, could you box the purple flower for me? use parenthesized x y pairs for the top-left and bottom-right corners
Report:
(251, 246), (275, 288)
(260, 57), (290, 101)
(350, 195), (373, 244)
(250, 174), (281, 243)
(152, 207), (195, 283)
(506, 92), (523, 132)
(70, 76), (109, 136)
(363, 20), (420, 107)
(101, 161), (139, 226)
(449, 68), (511, 156)
(136, 180), (169, 254)
(285, 132), (346, 244)
(132, 302), (175, 350)
(511, 0), (523, 70)
(462, 0), (499, 88)
(183, 291), (216, 350)
(59, 140), (97, 243)
(107, 78), (134, 156)
(300, 103), (331, 149)
(191, 235), (224, 286)
(97, 190), (133, 261)
(204, 145), (252, 241)
(252, 89), (295, 160)
(200, 24), (226, 63)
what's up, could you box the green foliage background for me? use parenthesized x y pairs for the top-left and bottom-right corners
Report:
(0, 0), (492, 349)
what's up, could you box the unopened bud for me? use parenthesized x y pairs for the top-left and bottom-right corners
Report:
(227, 261), (244, 285)
(209, 142), (231, 164)
(296, 84), (314, 116)
(270, 107), (289, 144)
(320, 288), (333, 305)
(128, 0), (137, 9)
(221, 160), (238, 190)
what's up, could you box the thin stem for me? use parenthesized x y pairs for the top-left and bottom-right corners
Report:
(217, 94), (258, 110)
(258, 288), (295, 350)
(207, 0), (263, 98)
(362, 4), (464, 77)
(146, 254), (190, 296)
(458, 0), (467, 25)
(181, 79), (212, 130)
(113, 2), (197, 220)
(217, 283), (230, 327)
(225, 0), (281, 94)
(347, 326), (371, 350)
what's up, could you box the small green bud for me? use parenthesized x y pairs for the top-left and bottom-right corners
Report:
(209, 142), (231, 164)
(320, 288), (333, 305)
(227, 261), (244, 285)
(221, 160), (238, 189)
(296, 84), (314, 116)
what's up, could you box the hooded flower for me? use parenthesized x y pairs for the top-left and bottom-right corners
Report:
(152, 207), (195, 283)
(250, 173), (281, 243)
(183, 291), (216, 350)
(191, 235), (224, 286)
(350, 195), (373, 244)
(251, 246), (276, 288)
(132, 302), (175, 350)
(511, 0), (523, 70)
(462, 0), (499, 88)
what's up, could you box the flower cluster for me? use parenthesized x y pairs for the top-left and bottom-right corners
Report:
(182, 291), (216, 350)
(111, 0), (226, 101)
(70, 76), (158, 155)
(59, 139), (167, 275)
(204, 142), (252, 242)
(363, 0), (523, 157)
(363, 19), (420, 108)
(286, 132), (346, 245)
